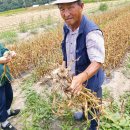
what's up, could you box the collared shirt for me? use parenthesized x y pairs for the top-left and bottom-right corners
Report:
(66, 27), (79, 75)
(66, 28), (105, 76)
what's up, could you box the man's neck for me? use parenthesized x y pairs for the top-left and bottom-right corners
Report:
(69, 16), (82, 32)
(70, 26), (79, 32)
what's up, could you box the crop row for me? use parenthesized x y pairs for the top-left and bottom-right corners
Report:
(7, 5), (130, 78)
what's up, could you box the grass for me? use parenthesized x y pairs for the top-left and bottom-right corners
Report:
(19, 73), (90, 130)
(18, 14), (54, 33)
(0, 30), (17, 44)
(20, 74), (55, 130)
(83, 0), (115, 3)
(45, 14), (53, 25)
(120, 92), (130, 115)
(99, 3), (108, 11)
(0, 8), (26, 16)
(102, 87), (111, 99)
(100, 90), (130, 130)
(19, 21), (29, 33)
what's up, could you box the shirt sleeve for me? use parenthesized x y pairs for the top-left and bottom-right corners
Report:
(0, 43), (9, 56)
(86, 30), (105, 63)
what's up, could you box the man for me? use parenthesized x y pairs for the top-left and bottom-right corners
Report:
(0, 43), (20, 130)
(53, 0), (105, 130)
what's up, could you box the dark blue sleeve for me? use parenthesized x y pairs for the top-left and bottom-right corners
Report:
(0, 43), (9, 56)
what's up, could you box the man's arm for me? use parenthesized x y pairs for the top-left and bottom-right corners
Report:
(67, 61), (102, 94)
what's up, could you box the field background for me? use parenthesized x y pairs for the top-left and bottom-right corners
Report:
(0, 0), (130, 130)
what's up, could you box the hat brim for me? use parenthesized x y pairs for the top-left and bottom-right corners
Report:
(51, 0), (78, 5)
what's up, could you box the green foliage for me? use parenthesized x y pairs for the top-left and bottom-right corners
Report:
(124, 93), (130, 114)
(83, 0), (114, 3)
(0, 0), (23, 12)
(0, 8), (26, 16)
(0, 30), (17, 39)
(0, 4), (7, 12)
(19, 21), (28, 33)
(0, 30), (17, 44)
(21, 76), (54, 129)
(99, 3), (108, 11)
(24, 0), (33, 7)
(100, 91), (130, 130)
(100, 110), (130, 130)
(0, 0), (55, 12)
(25, 91), (53, 128)
(60, 123), (73, 130)
(18, 15), (55, 33)
(83, 0), (95, 3)
(45, 14), (53, 25)
(120, 92), (130, 115)
(20, 73), (130, 130)
(103, 87), (111, 99)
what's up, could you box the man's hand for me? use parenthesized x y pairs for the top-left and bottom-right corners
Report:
(66, 72), (86, 94)
(65, 62), (102, 95)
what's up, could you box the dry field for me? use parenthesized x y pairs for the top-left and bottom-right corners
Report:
(0, 0), (129, 32)
(5, 3), (130, 79)
(2, 1), (129, 130)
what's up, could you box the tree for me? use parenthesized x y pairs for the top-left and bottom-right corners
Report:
(0, 0), (56, 12)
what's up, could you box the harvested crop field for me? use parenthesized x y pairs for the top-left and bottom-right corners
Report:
(0, 0), (130, 130)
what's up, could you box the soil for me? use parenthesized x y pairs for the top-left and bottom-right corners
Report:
(103, 68), (130, 101)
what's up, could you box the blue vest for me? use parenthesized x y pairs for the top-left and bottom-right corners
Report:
(61, 15), (104, 92)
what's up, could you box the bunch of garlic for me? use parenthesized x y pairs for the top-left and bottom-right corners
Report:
(51, 66), (72, 91)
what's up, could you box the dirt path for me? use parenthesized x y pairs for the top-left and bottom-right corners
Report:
(103, 68), (130, 101)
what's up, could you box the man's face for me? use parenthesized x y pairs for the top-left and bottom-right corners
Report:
(58, 2), (84, 29)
